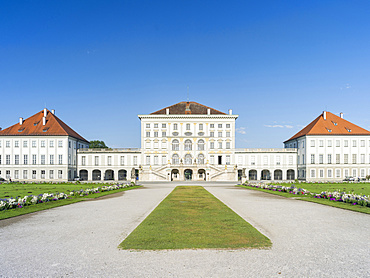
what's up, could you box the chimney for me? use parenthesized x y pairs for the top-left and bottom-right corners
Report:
(44, 108), (47, 117)
(19, 117), (23, 125)
(323, 111), (327, 120)
(43, 117), (46, 126)
(229, 109), (232, 115)
(51, 109), (55, 115)
(207, 108), (210, 115)
(166, 108), (169, 115)
(340, 112), (343, 119)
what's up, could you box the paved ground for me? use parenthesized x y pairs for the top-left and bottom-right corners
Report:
(1, 182), (369, 277)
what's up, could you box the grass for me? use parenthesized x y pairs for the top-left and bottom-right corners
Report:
(119, 186), (271, 250)
(0, 183), (141, 220)
(237, 183), (370, 214)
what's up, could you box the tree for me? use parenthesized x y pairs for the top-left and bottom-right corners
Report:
(89, 140), (108, 149)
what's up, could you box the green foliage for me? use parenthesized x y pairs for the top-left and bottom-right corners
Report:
(120, 186), (271, 250)
(88, 140), (108, 148)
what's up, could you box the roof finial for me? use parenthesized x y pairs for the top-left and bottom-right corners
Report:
(187, 86), (189, 102)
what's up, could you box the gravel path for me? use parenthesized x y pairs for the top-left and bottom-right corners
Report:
(1, 182), (369, 277)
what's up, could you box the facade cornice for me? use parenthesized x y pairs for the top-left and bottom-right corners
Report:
(138, 114), (239, 119)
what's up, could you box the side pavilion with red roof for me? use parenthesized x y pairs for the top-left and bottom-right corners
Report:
(284, 111), (370, 181)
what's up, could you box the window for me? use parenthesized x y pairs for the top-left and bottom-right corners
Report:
(319, 140), (324, 147)
(145, 141), (150, 149)
(251, 156), (255, 165)
(24, 155), (28, 165)
(361, 169), (365, 177)
(226, 142), (231, 149)
(172, 139), (179, 151)
(218, 132), (222, 137)
(69, 141), (71, 148)
(50, 140), (54, 148)
(336, 169), (341, 178)
(41, 170), (45, 179)
(146, 155), (150, 165)
(32, 170), (36, 179)
(226, 132), (230, 137)
(32, 141), (37, 148)
(94, 156), (99, 166)
(311, 169), (316, 178)
(6, 170), (10, 179)
(344, 154), (348, 164)
(58, 170), (63, 179)
(199, 124), (203, 130)
(218, 142), (222, 149)
(41, 140), (45, 147)
(361, 154), (365, 164)
(161, 140), (167, 149)
(154, 132), (158, 137)
(14, 155), (19, 165)
(311, 154), (315, 164)
(133, 156), (138, 165)
(263, 156), (268, 165)
(336, 154), (340, 164)
(172, 154), (179, 164)
(328, 169), (332, 178)
(154, 141), (159, 149)
(289, 156), (293, 165)
(162, 131), (166, 137)
(336, 140), (340, 147)
(162, 155), (166, 165)
(328, 154), (332, 164)
(344, 140), (348, 147)
(154, 156), (158, 165)
(184, 139), (192, 150)
(186, 123), (190, 130)
(210, 132), (214, 137)
(6, 141), (10, 148)
(174, 123), (178, 130)
(218, 124), (222, 128)
(302, 141), (305, 148)
(311, 140), (315, 147)
(23, 140), (28, 148)
(15, 141), (19, 148)
(57, 140), (63, 148)
(198, 139), (205, 150)
(353, 140), (357, 147)
(23, 170), (28, 179)
(319, 169), (324, 178)
(0, 155), (1, 164)
(226, 155), (231, 165)
(50, 170), (54, 179)
(120, 156), (124, 165)
(82, 156), (86, 166)
(319, 154), (323, 164)
(154, 123), (158, 128)
(14, 170), (19, 179)
(184, 154), (192, 165)
(41, 155), (45, 165)
(276, 156), (281, 165)
(210, 124), (214, 128)
(344, 169), (349, 177)
(146, 123), (150, 128)
(210, 142), (214, 149)
(162, 124), (166, 128)
(352, 154), (357, 164)
(327, 140), (332, 147)
(360, 140), (365, 147)
(352, 169), (357, 177)
(226, 124), (230, 128)
(32, 155), (36, 165)
(0, 141), (1, 147)
(68, 155), (71, 165)
(146, 131), (150, 137)
(107, 156), (112, 166)
(210, 155), (215, 164)
(198, 154), (205, 164)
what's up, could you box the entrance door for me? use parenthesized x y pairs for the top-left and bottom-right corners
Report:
(218, 156), (222, 165)
(184, 169), (192, 180)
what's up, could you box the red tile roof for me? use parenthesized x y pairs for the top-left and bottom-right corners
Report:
(150, 101), (226, 115)
(285, 111), (370, 142)
(0, 109), (89, 143)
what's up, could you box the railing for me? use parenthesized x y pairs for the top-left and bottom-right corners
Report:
(235, 148), (297, 152)
(78, 148), (141, 152)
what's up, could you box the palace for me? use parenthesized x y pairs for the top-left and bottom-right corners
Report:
(1, 102), (370, 182)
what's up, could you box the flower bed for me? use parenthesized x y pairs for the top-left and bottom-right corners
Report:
(242, 183), (370, 207)
(0, 183), (136, 211)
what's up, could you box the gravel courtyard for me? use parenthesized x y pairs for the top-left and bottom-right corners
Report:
(1, 182), (369, 277)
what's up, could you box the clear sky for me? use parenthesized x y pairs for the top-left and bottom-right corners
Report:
(1, 0), (370, 148)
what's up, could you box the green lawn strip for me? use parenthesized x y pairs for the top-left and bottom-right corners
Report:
(119, 186), (271, 250)
(0, 182), (117, 199)
(0, 186), (141, 220)
(236, 185), (370, 214)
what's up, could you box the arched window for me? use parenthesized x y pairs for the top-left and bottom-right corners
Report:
(198, 154), (205, 164)
(172, 154), (179, 165)
(172, 139), (179, 151)
(184, 139), (192, 151)
(198, 139), (205, 150)
(184, 154), (192, 165)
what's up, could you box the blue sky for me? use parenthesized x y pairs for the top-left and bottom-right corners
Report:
(1, 0), (370, 148)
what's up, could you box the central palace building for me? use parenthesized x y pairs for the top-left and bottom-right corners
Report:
(1, 101), (370, 182)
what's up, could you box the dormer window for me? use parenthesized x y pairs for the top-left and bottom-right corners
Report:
(34, 121), (39, 126)
(43, 127), (49, 132)
(345, 127), (351, 132)
(18, 128), (25, 132)
(326, 128), (332, 132)
(332, 121), (337, 126)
